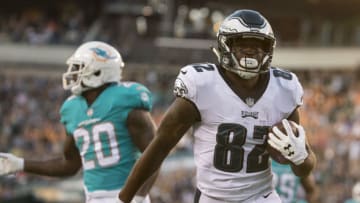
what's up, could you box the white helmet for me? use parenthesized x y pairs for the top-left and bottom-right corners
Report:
(353, 182), (360, 202)
(63, 41), (125, 95)
(213, 9), (276, 79)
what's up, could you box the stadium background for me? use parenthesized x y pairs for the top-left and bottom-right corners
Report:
(0, 0), (360, 202)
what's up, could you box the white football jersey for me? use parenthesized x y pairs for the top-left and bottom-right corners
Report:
(173, 63), (303, 202)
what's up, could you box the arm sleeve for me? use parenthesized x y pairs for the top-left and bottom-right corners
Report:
(292, 73), (304, 107)
(173, 65), (197, 103)
(126, 83), (153, 112)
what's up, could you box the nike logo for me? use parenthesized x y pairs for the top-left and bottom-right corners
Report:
(263, 192), (272, 198)
(180, 70), (187, 74)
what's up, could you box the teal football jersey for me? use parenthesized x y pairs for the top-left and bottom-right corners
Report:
(272, 161), (301, 203)
(60, 82), (152, 192)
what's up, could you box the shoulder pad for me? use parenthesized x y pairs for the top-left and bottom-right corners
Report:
(60, 95), (79, 112)
(271, 67), (303, 106)
(120, 82), (152, 111)
(174, 63), (217, 99)
(271, 68), (296, 89)
(180, 63), (216, 74)
(179, 63), (217, 85)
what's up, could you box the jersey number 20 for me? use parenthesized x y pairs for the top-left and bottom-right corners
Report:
(74, 122), (120, 170)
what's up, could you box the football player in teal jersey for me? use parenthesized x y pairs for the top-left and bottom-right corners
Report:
(0, 41), (157, 203)
(272, 161), (319, 203)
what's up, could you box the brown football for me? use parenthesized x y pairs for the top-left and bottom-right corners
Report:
(266, 121), (298, 165)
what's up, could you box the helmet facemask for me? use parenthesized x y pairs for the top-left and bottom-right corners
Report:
(218, 33), (274, 79)
(63, 59), (90, 95)
(63, 56), (103, 95)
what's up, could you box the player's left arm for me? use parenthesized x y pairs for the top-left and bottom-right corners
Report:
(300, 173), (320, 203)
(127, 109), (158, 198)
(127, 109), (156, 152)
(287, 108), (316, 177)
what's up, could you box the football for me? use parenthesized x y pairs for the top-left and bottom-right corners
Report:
(266, 121), (298, 165)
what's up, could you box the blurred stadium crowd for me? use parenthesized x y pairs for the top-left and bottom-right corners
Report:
(0, 0), (360, 203)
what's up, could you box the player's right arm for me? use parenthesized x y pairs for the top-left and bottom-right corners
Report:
(119, 65), (201, 202)
(0, 133), (82, 177)
(24, 134), (82, 176)
(300, 173), (319, 203)
(118, 97), (200, 202)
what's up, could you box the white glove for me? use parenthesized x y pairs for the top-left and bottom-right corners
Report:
(267, 119), (309, 165)
(0, 153), (24, 175)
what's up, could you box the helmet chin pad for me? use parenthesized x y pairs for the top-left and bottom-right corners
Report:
(239, 57), (258, 69)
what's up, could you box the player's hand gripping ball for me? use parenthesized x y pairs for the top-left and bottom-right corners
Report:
(266, 120), (298, 165)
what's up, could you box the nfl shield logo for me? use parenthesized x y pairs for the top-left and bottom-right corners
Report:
(245, 97), (255, 107)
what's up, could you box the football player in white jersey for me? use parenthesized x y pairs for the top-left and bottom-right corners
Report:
(118, 9), (316, 203)
(0, 41), (157, 203)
